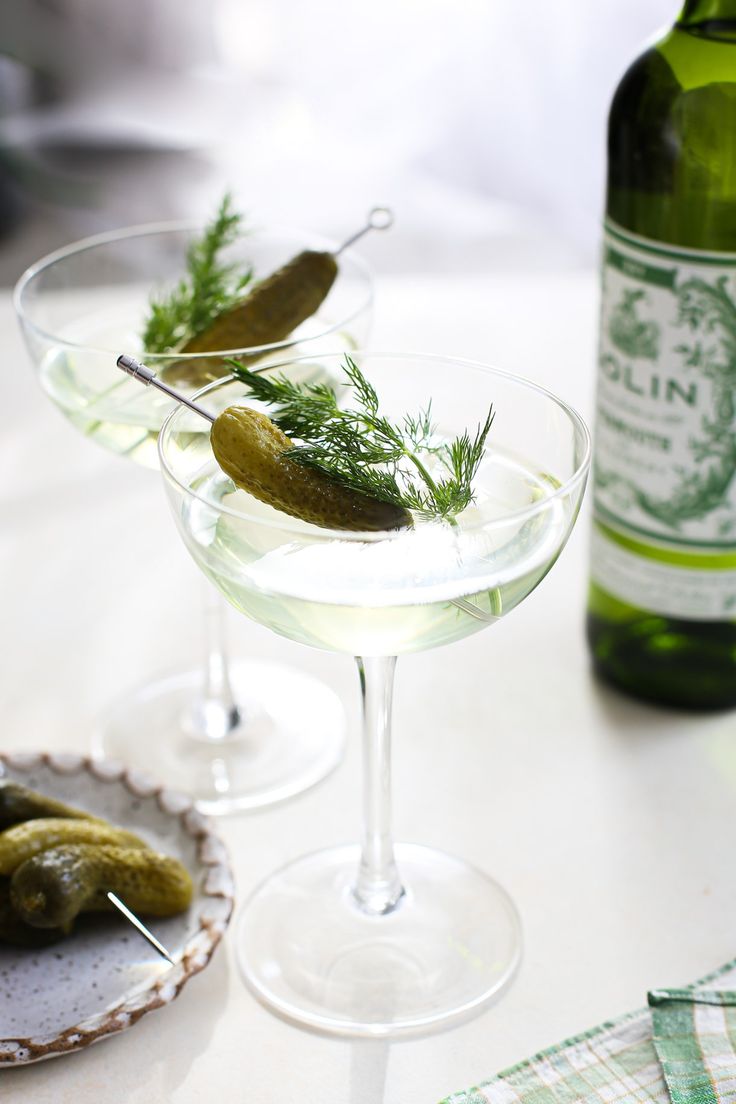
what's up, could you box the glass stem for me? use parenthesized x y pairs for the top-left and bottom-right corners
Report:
(353, 656), (405, 916)
(186, 586), (243, 742)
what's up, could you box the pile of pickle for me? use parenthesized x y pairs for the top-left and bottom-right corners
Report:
(0, 780), (192, 947)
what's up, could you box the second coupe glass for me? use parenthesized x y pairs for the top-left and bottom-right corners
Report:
(14, 222), (373, 812)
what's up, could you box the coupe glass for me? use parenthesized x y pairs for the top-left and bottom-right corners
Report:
(160, 351), (590, 1036)
(14, 223), (373, 813)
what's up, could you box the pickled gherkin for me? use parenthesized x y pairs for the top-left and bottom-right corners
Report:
(184, 250), (336, 353)
(11, 844), (194, 929)
(0, 878), (62, 947)
(0, 779), (100, 830)
(211, 405), (412, 532)
(160, 250), (338, 388)
(0, 779), (194, 944)
(0, 817), (149, 875)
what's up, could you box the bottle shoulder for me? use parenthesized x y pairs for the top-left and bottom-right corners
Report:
(607, 29), (736, 248)
(611, 28), (736, 123)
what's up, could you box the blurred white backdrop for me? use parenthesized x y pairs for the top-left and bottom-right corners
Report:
(0, 0), (675, 280)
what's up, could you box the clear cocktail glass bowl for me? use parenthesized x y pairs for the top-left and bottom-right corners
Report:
(14, 223), (373, 813)
(160, 351), (591, 1036)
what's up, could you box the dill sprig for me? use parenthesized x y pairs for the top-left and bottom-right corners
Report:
(228, 355), (494, 520)
(142, 193), (253, 353)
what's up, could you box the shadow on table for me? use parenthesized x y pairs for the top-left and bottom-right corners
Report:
(350, 1040), (391, 1104)
(587, 671), (716, 740)
(587, 670), (736, 788)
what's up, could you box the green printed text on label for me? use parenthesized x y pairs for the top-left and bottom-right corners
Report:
(593, 222), (736, 618)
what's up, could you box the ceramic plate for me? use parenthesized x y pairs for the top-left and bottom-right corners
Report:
(0, 751), (234, 1065)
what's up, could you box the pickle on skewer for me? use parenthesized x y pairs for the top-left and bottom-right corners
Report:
(154, 206), (393, 389)
(183, 250), (337, 354)
(158, 250), (338, 388)
(212, 405), (412, 532)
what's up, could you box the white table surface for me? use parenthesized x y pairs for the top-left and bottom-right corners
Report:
(3, 272), (736, 1104)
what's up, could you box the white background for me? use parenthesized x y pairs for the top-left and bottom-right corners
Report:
(0, 0), (676, 279)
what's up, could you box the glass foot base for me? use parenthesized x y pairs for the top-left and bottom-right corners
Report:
(92, 660), (345, 815)
(237, 843), (522, 1037)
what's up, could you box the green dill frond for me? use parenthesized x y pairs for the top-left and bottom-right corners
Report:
(141, 193), (253, 354)
(227, 354), (494, 521)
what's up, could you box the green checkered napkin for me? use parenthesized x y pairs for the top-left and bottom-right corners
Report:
(442, 959), (736, 1104)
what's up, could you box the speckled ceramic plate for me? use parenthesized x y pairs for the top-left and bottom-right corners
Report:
(0, 751), (234, 1065)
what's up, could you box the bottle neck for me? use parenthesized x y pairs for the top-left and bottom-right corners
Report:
(677, 0), (736, 27)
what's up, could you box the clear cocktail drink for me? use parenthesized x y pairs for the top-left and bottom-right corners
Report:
(160, 352), (590, 1036)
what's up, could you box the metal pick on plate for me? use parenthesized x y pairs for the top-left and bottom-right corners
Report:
(106, 891), (176, 965)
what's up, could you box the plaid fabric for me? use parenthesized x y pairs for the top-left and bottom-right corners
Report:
(442, 960), (736, 1104)
(650, 988), (736, 1104)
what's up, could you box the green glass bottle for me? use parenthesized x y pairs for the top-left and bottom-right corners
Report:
(587, 0), (736, 709)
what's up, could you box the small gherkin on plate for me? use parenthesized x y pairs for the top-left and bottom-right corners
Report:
(11, 843), (194, 930)
(0, 779), (101, 831)
(0, 817), (149, 876)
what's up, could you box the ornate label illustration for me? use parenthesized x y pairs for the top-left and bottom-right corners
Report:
(608, 288), (661, 361)
(596, 224), (736, 546)
(593, 223), (736, 618)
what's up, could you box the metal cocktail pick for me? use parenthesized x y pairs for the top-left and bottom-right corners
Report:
(106, 891), (176, 965)
(117, 353), (215, 420)
(335, 206), (394, 254)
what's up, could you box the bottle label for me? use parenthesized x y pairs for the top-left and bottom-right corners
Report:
(593, 221), (736, 619)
